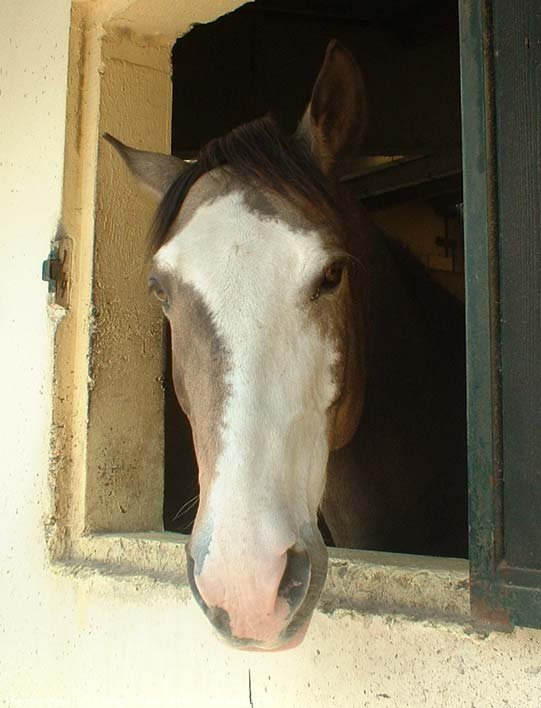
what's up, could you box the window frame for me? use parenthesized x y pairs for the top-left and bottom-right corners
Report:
(460, 0), (541, 630)
(49, 0), (540, 632)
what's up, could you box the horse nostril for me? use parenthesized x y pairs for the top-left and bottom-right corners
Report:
(186, 546), (209, 612)
(186, 547), (237, 637)
(186, 540), (313, 646)
(277, 546), (311, 613)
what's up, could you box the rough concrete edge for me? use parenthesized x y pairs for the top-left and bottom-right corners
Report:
(322, 551), (470, 625)
(54, 533), (472, 628)
(102, 0), (254, 43)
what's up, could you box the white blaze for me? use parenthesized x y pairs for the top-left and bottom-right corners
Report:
(156, 189), (337, 637)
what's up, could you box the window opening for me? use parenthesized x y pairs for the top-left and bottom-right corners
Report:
(163, 0), (467, 559)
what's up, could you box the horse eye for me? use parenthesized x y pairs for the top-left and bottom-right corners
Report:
(153, 288), (168, 304)
(149, 277), (169, 306)
(311, 262), (344, 301)
(322, 263), (343, 289)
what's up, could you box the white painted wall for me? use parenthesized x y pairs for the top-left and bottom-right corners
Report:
(1, 1), (541, 706)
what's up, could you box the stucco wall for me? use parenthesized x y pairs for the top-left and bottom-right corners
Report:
(1, 1), (541, 707)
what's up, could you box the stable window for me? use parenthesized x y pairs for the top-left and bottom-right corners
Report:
(49, 0), (541, 630)
(164, 1), (468, 555)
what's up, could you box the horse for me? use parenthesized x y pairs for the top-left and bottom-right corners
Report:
(104, 39), (467, 651)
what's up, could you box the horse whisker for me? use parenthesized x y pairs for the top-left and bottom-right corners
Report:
(172, 494), (200, 522)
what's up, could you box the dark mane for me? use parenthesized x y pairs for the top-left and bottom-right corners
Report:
(150, 115), (340, 254)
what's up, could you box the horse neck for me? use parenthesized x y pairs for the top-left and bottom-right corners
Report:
(353, 222), (440, 417)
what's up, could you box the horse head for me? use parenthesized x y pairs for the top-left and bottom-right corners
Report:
(107, 40), (368, 650)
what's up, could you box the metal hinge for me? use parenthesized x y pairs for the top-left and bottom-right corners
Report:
(42, 224), (71, 308)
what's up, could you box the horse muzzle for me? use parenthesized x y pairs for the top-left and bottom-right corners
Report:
(185, 540), (327, 651)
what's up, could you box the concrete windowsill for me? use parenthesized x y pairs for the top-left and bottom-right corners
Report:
(63, 533), (470, 623)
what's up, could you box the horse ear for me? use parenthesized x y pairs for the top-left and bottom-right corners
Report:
(103, 133), (189, 201)
(297, 40), (367, 175)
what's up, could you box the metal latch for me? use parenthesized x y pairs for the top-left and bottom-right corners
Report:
(42, 224), (71, 308)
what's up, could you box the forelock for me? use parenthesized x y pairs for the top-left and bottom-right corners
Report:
(149, 116), (342, 256)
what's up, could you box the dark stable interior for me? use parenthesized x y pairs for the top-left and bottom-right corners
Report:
(163, 0), (466, 555)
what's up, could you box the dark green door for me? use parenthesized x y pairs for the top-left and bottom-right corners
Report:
(460, 0), (541, 629)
